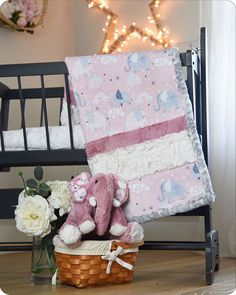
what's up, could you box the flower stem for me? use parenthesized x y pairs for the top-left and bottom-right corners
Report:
(44, 243), (55, 274)
(19, 172), (30, 196)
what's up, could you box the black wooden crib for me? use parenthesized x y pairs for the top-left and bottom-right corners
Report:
(0, 27), (219, 285)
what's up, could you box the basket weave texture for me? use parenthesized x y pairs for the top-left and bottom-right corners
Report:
(55, 241), (140, 288)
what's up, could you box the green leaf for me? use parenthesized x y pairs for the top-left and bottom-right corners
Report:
(26, 178), (38, 189)
(34, 166), (43, 181)
(10, 11), (21, 24)
(39, 183), (50, 192)
(28, 189), (37, 197)
(38, 183), (51, 197)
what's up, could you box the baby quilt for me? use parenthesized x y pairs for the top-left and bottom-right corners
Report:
(65, 48), (215, 223)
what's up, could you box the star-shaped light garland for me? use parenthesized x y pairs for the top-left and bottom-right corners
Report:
(86, 0), (173, 54)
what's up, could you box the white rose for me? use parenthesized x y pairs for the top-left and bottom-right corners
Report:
(47, 181), (72, 217)
(19, 189), (57, 221)
(15, 195), (52, 237)
(18, 189), (28, 203)
(0, 1), (14, 18)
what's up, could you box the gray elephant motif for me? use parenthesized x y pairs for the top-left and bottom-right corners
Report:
(72, 57), (92, 79)
(154, 90), (180, 111)
(115, 90), (132, 106)
(80, 57), (92, 71)
(125, 108), (147, 131)
(159, 179), (185, 201)
(192, 163), (201, 180)
(126, 52), (150, 72)
(85, 111), (106, 132)
(74, 92), (86, 107)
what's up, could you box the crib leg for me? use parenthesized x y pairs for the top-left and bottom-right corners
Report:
(205, 230), (220, 284)
(204, 205), (220, 285)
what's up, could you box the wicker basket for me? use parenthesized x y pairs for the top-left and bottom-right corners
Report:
(54, 237), (142, 288)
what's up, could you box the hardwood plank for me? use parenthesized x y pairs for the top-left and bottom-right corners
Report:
(0, 251), (235, 295)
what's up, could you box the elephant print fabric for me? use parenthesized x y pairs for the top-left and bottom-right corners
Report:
(65, 48), (215, 223)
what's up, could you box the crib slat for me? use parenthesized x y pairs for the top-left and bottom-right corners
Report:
(17, 76), (28, 151)
(40, 100), (44, 127)
(0, 101), (5, 152)
(59, 97), (63, 126)
(40, 75), (51, 150)
(64, 74), (74, 149)
(0, 116), (5, 152)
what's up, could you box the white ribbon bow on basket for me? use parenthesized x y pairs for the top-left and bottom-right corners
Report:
(101, 246), (134, 274)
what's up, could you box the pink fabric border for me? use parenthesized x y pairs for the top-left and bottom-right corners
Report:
(86, 115), (187, 158)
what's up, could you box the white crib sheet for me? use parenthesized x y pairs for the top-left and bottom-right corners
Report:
(1, 125), (85, 151)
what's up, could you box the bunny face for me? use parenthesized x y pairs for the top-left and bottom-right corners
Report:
(70, 184), (87, 203)
(69, 172), (91, 203)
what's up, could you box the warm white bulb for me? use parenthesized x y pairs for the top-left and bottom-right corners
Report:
(88, 2), (94, 8)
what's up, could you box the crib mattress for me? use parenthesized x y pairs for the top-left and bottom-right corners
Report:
(1, 125), (85, 151)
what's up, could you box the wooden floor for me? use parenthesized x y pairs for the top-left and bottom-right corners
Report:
(0, 251), (235, 295)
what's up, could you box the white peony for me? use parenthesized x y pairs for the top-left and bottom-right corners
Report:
(47, 181), (72, 217)
(18, 189), (28, 203)
(15, 194), (52, 237)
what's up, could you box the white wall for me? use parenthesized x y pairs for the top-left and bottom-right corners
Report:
(75, 0), (200, 55)
(200, 0), (236, 257)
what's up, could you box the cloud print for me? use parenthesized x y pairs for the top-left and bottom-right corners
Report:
(130, 183), (150, 193)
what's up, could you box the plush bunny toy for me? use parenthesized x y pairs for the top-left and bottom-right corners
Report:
(59, 172), (143, 245)
(59, 172), (96, 245)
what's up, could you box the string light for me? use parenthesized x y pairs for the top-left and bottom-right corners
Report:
(86, 0), (173, 54)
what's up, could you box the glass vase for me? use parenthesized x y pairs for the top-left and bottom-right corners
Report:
(30, 235), (56, 285)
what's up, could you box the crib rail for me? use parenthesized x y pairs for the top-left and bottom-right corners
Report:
(0, 61), (68, 77)
(0, 48), (206, 169)
(0, 61), (82, 167)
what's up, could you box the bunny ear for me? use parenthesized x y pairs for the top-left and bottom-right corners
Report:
(80, 172), (91, 184)
(112, 175), (129, 205)
(71, 172), (91, 186)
